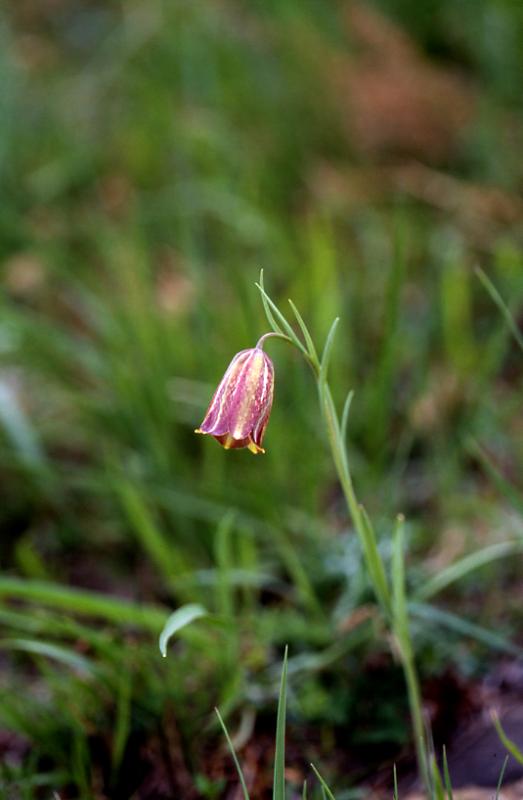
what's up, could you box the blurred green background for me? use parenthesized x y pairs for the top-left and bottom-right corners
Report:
(1, 0), (522, 797)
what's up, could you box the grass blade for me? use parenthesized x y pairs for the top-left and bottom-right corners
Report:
(340, 389), (354, 445)
(287, 298), (319, 364)
(258, 269), (284, 336)
(0, 638), (94, 674)
(411, 602), (523, 657)
(215, 707), (250, 800)
(393, 764), (399, 800)
(415, 540), (523, 601)
(115, 480), (185, 594)
(319, 317), (340, 388)
(492, 710), (523, 766)
(159, 604), (207, 657)
(430, 753), (445, 800)
(476, 267), (523, 353)
(310, 764), (336, 800)
(442, 745), (453, 800)
(495, 755), (509, 800)
(391, 513), (407, 636)
(468, 439), (523, 515)
(273, 646), (288, 800)
(0, 577), (168, 631)
(359, 505), (392, 618)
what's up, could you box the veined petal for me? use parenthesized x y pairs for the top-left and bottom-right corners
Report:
(196, 345), (275, 454)
(252, 397), (272, 448)
(197, 349), (252, 435)
(228, 350), (272, 440)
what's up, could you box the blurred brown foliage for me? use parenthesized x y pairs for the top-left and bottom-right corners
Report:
(336, 2), (476, 163)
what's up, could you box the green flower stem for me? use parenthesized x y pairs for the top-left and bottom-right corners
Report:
(256, 332), (294, 350)
(319, 378), (430, 794)
(319, 383), (393, 619)
(256, 278), (430, 794)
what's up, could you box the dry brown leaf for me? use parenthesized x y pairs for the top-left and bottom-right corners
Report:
(333, 2), (476, 162)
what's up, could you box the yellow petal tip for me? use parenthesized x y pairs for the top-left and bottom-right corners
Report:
(248, 441), (265, 455)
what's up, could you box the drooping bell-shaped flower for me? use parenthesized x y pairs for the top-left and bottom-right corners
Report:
(195, 346), (274, 454)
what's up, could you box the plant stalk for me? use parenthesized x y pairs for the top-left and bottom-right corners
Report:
(319, 382), (430, 794)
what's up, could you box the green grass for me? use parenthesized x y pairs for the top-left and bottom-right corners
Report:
(1, 0), (523, 796)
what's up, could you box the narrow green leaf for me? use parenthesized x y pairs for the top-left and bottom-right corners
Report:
(442, 745), (453, 800)
(287, 298), (319, 365)
(310, 764), (336, 800)
(410, 603), (523, 657)
(215, 707), (250, 800)
(273, 646), (288, 800)
(359, 505), (392, 618)
(391, 513), (407, 636)
(430, 753), (446, 800)
(468, 439), (523, 515)
(476, 267), (523, 353)
(0, 638), (93, 674)
(256, 279), (307, 356)
(0, 577), (168, 631)
(302, 779), (308, 800)
(258, 269), (284, 336)
(319, 317), (340, 387)
(340, 389), (354, 445)
(116, 480), (184, 593)
(492, 711), (523, 765)
(416, 540), (523, 601)
(159, 604), (207, 657)
(393, 765), (399, 800)
(495, 755), (509, 800)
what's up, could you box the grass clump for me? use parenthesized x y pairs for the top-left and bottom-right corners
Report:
(0, 0), (523, 797)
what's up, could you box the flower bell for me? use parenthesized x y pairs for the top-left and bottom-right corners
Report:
(195, 346), (274, 454)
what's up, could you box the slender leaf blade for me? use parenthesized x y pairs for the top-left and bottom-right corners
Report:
(273, 646), (288, 800)
(495, 755), (509, 800)
(258, 269), (284, 336)
(340, 389), (354, 445)
(319, 317), (339, 387)
(442, 745), (453, 800)
(215, 707), (251, 800)
(287, 298), (319, 364)
(256, 279), (307, 355)
(0, 638), (94, 674)
(310, 764), (336, 800)
(416, 540), (523, 602)
(492, 711), (523, 766)
(476, 267), (523, 353)
(159, 604), (207, 657)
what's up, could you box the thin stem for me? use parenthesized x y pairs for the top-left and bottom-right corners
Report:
(319, 374), (428, 792)
(320, 384), (392, 618)
(256, 332), (293, 350)
(255, 285), (430, 794)
(398, 639), (430, 791)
